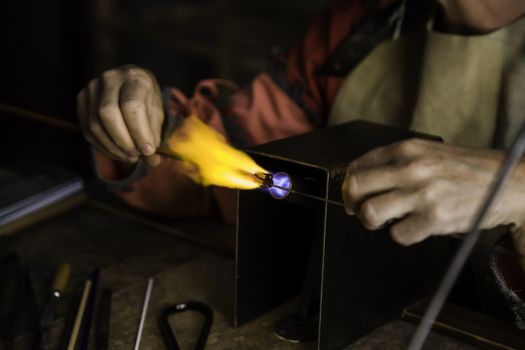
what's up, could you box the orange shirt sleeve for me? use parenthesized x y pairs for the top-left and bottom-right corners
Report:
(95, 0), (367, 224)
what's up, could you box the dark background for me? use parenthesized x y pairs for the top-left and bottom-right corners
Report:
(0, 0), (339, 121)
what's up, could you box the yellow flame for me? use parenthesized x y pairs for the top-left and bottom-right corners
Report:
(167, 115), (267, 189)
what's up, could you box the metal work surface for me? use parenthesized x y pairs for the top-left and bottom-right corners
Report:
(1, 203), (479, 349)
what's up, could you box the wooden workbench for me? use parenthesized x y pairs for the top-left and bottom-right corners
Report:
(2, 201), (480, 349)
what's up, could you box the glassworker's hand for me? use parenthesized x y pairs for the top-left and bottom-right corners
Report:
(77, 65), (164, 167)
(342, 138), (525, 248)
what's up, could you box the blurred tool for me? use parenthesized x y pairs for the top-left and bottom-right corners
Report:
(159, 301), (213, 350)
(134, 278), (154, 350)
(96, 289), (112, 350)
(0, 253), (40, 349)
(79, 269), (100, 350)
(66, 280), (92, 350)
(0, 179), (83, 228)
(39, 263), (71, 347)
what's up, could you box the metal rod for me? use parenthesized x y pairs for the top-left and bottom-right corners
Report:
(407, 121), (525, 350)
(0, 102), (80, 132)
(270, 184), (345, 207)
(67, 280), (92, 350)
(134, 278), (154, 350)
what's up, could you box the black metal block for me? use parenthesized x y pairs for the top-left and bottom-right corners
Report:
(235, 120), (455, 349)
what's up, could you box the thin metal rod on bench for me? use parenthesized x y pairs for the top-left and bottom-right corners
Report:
(134, 278), (154, 350)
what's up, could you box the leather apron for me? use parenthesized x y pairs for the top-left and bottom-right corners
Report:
(328, 16), (525, 149)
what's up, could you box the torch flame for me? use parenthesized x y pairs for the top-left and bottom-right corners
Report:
(167, 115), (267, 189)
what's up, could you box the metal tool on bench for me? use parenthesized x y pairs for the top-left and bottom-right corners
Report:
(159, 301), (213, 350)
(39, 263), (71, 348)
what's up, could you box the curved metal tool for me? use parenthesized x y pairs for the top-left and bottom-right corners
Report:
(159, 301), (213, 350)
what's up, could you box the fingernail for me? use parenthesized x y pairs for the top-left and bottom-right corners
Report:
(128, 149), (140, 157)
(140, 143), (154, 156)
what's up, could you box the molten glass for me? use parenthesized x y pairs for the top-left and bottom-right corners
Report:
(167, 115), (268, 189)
(268, 172), (291, 199)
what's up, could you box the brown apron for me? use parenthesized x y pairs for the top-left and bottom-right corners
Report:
(328, 16), (525, 149)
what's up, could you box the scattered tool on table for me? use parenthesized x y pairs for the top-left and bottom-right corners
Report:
(79, 269), (100, 350)
(159, 301), (213, 350)
(66, 279), (91, 350)
(39, 263), (71, 348)
(133, 277), (154, 350)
